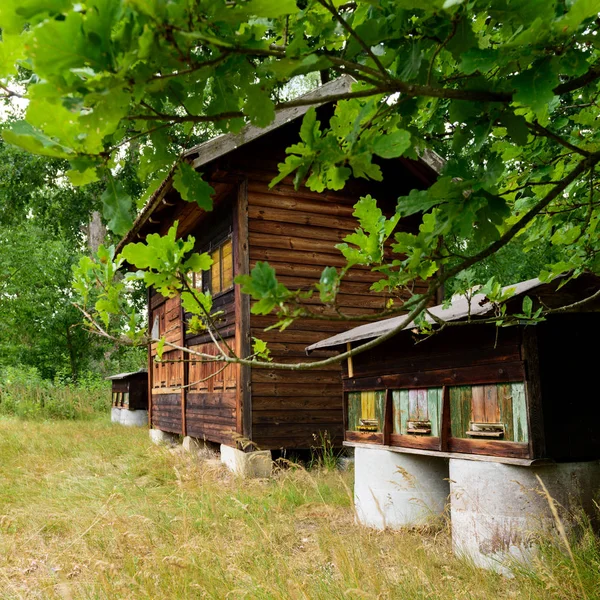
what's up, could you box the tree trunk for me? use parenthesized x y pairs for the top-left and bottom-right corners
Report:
(87, 210), (106, 254)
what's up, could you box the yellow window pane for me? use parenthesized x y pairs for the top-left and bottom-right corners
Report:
(222, 240), (233, 290)
(211, 248), (221, 294)
(361, 391), (375, 420)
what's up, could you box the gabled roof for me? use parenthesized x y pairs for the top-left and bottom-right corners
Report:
(116, 76), (442, 253)
(305, 273), (600, 353)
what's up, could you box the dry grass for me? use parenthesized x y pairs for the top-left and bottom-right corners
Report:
(0, 417), (598, 599)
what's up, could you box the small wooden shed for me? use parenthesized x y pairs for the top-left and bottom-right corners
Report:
(306, 273), (600, 464)
(117, 77), (440, 452)
(108, 370), (148, 411)
(108, 370), (149, 427)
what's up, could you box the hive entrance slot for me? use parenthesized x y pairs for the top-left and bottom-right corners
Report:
(466, 422), (505, 438)
(407, 420), (432, 435)
(357, 418), (379, 432)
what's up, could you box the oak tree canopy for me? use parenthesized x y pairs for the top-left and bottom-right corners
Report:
(1, 0), (599, 366)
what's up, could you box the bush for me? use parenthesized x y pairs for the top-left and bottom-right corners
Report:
(0, 365), (110, 420)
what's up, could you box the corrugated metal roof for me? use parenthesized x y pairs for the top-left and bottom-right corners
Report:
(305, 277), (545, 353)
(106, 369), (147, 380)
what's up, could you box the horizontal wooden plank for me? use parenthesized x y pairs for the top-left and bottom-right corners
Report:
(388, 433), (440, 451)
(343, 361), (526, 391)
(345, 431), (383, 444)
(186, 325), (236, 347)
(186, 426), (234, 445)
(249, 231), (344, 258)
(247, 180), (360, 205)
(249, 205), (358, 231)
(186, 406), (235, 419)
(343, 441), (549, 466)
(251, 246), (358, 269)
(252, 436), (343, 450)
(252, 423), (343, 437)
(276, 275), (387, 295)
(351, 345), (523, 379)
(448, 438), (530, 459)
(249, 191), (356, 217)
(151, 393), (181, 404)
(251, 395), (342, 410)
(151, 420), (181, 433)
(186, 415), (236, 427)
(250, 328), (344, 345)
(187, 391), (237, 408)
(151, 409), (182, 418)
(249, 259), (386, 284)
(251, 315), (370, 335)
(252, 382), (341, 397)
(251, 369), (341, 384)
(249, 343), (339, 360)
(252, 409), (342, 425)
(249, 219), (348, 244)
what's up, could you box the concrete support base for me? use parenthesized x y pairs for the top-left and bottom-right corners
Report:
(182, 436), (218, 458)
(149, 428), (179, 446)
(449, 458), (600, 572)
(111, 408), (148, 427)
(354, 447), (449, 529)
(220, 444), (273, 478)
(110, 407), (121, 424)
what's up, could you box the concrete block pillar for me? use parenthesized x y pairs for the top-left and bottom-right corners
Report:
(220, 444), (273, 478)
(449, 458), (600, 572)
(119, 409), (148, 427)
(111, 407), (122, 424)
(354, 447), (449, 529)
(149, 428), (179, 446)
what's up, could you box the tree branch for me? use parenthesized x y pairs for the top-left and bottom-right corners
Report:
(317, 0), (390, 81)
(442, 150), (600, 283)
(528, 121), (590, 157)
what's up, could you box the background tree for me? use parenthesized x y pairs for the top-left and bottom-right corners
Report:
(0, 133), (145, 380)
(1, 0), (599, 366)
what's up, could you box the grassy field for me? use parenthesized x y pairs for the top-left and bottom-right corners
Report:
(0, 417), (598, 599)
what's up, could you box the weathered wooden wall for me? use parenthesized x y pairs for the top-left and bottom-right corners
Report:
(149, 294), (184, 434)
(225, 123), (430, 450)
(140, 108), (435, 451)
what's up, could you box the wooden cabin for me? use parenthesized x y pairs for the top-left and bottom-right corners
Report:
(117, 77), (440, 451)
(306, 273), (600, 464)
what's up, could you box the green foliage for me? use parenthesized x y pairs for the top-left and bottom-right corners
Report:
(172, 163), (215, 211)
(0, 365), (110, 420)
(236, 262), (294, 315)
(2, 0), (600, 344)
(251, 337), (271, 361)
(73, 222), (218, 345)
(336, 195), (400, 266)
(101, 177), (133, 236)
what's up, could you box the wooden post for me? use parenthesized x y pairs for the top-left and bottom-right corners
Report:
(382, 389), (392, 446)
(234, 179), (252, 441)
(147, 288), (153, 429)
(522, 327), (545, 459)
(439, 385), (450, 452)
(346, 342), (354, 378)
(180, 296), (187, 437)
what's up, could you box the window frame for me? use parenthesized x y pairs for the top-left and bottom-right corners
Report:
(194, 234), (234, 299)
